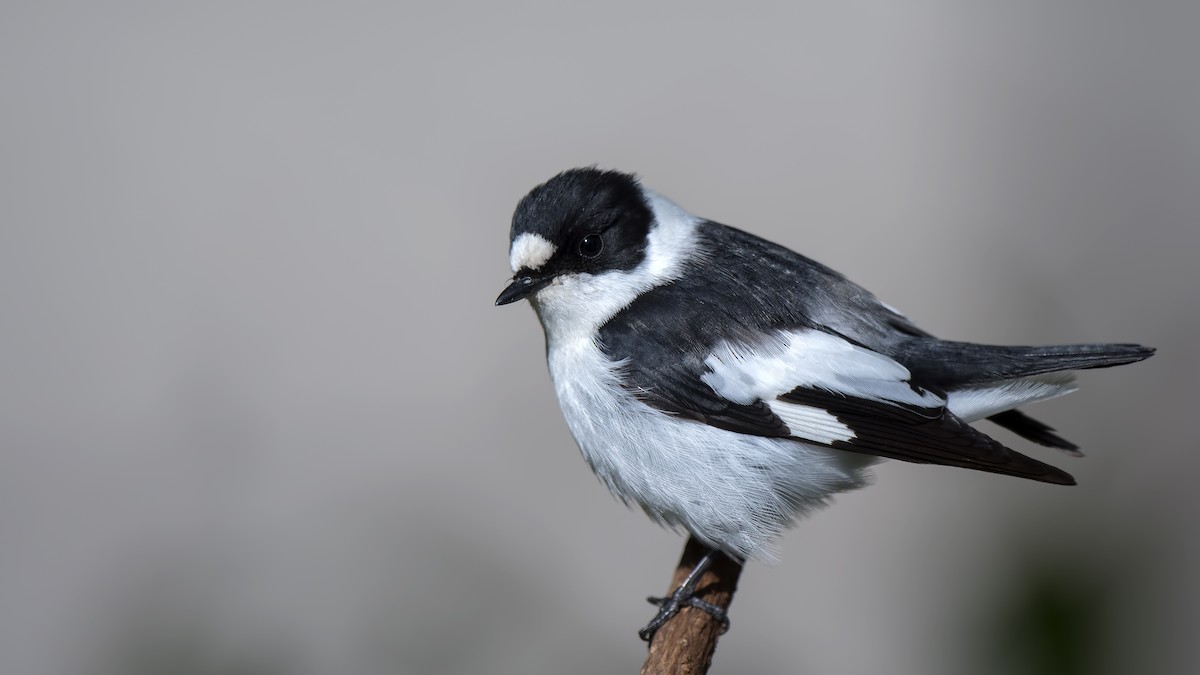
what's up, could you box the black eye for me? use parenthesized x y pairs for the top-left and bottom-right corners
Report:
(578, 233), (603, 259)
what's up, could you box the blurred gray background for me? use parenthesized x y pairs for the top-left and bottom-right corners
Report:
(2, 2), (1197, 674)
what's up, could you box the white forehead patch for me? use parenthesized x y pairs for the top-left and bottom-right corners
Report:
(509, 232), (557, 272)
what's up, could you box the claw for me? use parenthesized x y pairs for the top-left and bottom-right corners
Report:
(638, 549), (732, 641)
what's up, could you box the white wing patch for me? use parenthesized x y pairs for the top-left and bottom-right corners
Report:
(701, 329), (943, 409)
(700, 330), (1082, 436)
(510, 232), (557, 272)
(948, 373), (1078, 422)
(767, 401), (856, 443)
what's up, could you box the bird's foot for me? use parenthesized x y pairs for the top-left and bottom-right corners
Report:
(638, 591), (730, 641)
(638, 549), (730, 642)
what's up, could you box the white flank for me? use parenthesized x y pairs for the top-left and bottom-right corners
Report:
(509, 232), (557, 272)
(948, 372), (1078, 422)
(702, 329), (944, 409)
(767, 401), (857, 443)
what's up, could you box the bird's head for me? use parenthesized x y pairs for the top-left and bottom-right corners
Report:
(495, 167), (656, 308)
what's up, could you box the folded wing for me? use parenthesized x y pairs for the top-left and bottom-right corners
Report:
(695, 330), (1077, 484)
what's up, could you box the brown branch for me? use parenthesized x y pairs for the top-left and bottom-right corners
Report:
(641, 537), (743, 675)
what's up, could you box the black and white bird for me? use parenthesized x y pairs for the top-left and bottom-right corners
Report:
(495, 167), (1153, 638)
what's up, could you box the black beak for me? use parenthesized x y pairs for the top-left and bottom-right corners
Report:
(495, 273), (553, 306)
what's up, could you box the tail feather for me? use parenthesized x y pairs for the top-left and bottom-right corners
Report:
(880, 339), (1153, 478)
(987, 409), (1082, 456)
(897, 341), (1155, 387)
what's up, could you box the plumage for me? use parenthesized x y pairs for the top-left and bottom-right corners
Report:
(497, 167), (1154, 562)
(987, 409), (1080, 454)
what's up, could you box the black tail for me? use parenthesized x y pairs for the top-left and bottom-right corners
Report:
(893, 340), (1154, 454)
(987, 409), (1081, 454)
(897, 341), (1155, 388)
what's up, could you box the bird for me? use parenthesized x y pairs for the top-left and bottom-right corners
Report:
(495, 167), (1154, 639)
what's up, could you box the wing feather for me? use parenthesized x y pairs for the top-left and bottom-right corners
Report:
(618, 327), (1075, 485)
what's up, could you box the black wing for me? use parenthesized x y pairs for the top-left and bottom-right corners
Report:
(775, 387), (1074, 484)
(598, 286), (1075, 484)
